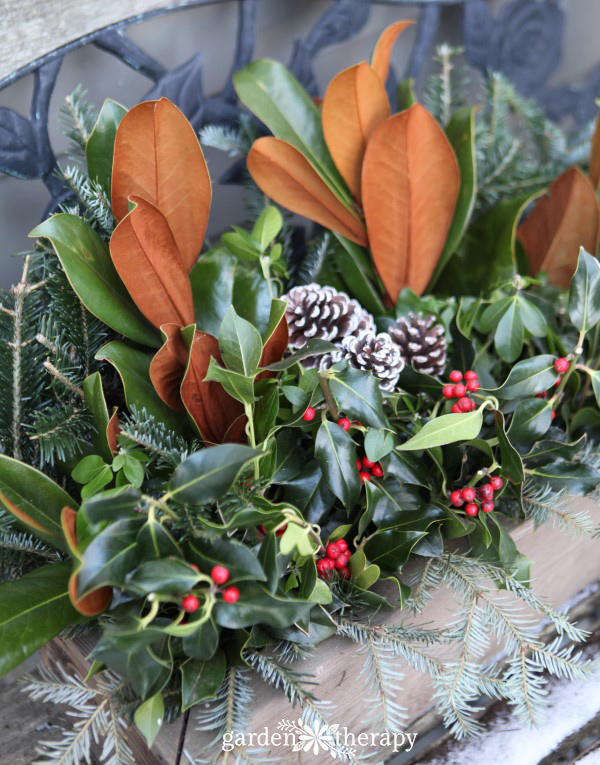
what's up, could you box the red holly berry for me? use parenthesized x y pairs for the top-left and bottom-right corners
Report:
(443, 384), (455, 399)
(451, 403), (461, 413)
(453, 383), (467, 397)
(359, 471), (371, 484)
(449, 370), (463, 383)
(182, 595), (200, 613)
(326, 542), (340, 560)
(223, 586), (240, 604)
(465, 503), (479, 517)
(554, 358), (569, 374)
(337, 541), (348, 555)
(458, 396), (473, 412)
(371, 464), (384, 478)
(482, 500), (494, 513)
(211, 565), (230, 584)
(490, 476), (504, 491)
(317, 558), (334, 577)
(467, 380), (480, 392)
(461, 487), (476, 502)
(338, 567), (351, 580)
(362, 456), (376, 469)
(450, 490), (464, 507)
(356, 459), (363, 471)
(464, 370), (478, 381)
(477, 483), (494, 501)
(337, 417), (351, 431)
(334, 552), (350, 569)
(302, 407), (316, 421)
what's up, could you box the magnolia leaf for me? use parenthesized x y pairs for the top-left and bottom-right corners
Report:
(86, 98), (127, 195)
(149, 324), (188, 411)
(361, 105), (459, 300)
(370, 20), (414, 83)
(247, 137), (367, 246)
(568, 247), (600, 333)
(517, 167), (599, 288)
(111, 98), (211, 270)
(399, 403), (487, 451)
(110, 197), (195, 329)
(322, 62), (390, 200)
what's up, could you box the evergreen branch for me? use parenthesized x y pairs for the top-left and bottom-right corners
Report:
(59, 86), (97, 161)
(522, 480), (595, 536)
(43, 360), (85, 399)
(118, 406), (191, 468)
(199, 124), (248, 157)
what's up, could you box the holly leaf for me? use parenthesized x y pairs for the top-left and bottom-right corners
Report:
(399, 403), (487, 451)
(181, 650), (226, 711)
(315, 419), (360, 509)
(568, 247), (600, 333)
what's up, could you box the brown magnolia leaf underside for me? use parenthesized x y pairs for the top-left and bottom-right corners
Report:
(111, 98), (211, 271)
(517, 166), (599, 287)
(371, 20), (414, 83)
(322, 62), (390, 200)
(106, 409), (120, 456)
(181, 330), (247, 445)
(110, 196), (195, 329)
(257, 312), (289, 381)
(247, 137), (368, 246)
(361, 104), (459, 301)
(149, 323), (189, 411)
(0, 490), (63, 546)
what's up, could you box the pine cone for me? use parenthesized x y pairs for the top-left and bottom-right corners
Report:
(284, 283), (375, 367)
(388, 312), (447, 377)
(333, 332), (404, 391)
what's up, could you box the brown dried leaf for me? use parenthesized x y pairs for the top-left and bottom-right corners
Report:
(371, 20), (414, 83)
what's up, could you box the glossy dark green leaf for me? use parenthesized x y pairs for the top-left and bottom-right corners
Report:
(528, 460), (600, 494)
(258, 531), (281, 593)
(315, 419), (360, 509)
(480, 296), (512, 333)
(518, 296), (547, 337)
(491, 355), (558, 400)
(382, 451), (431, 488)
(204, 358), (255, 406)
(93, 638), (171, 699)
(399, 404), (486, 451)
(283, 461), (336, 525)
(507, 398), (553, 444)
(86, 98), (127, 195)
(429, 106), (478, 288)
(219, 306), (263, 376)
(494, 410), (525, 484)
(397, 365), (444, 397)
(78, 517), (143, 595)
(272, 431), (304, 483)
(264, 339), (337, 371)
(370, 483), (442, 531)
(127, 558), (200, 596)
(137, 516), (181, 559)
(571, 406), (600, 435)
(255, 386), (279, 442)
(30, 215), (159, 348)
(188, 537), (266, 583)
(363, 529), (427, 571)
(82, 372), (115, 463)
(213, 582), (312, 629)
(83, 487), (141, 526)
(134, 692), (164, 748)
(364, 429), (394, 463)
(524, 435), (586, 468)
(495, 298), (524, 363)
(182, 616), (220, 661)
(0, 562), (85, 676)
(167, 444), (260, 506)
(449, 312), (476, 372)
(329, 365), (388, 429)
(181, 649), (226, 711)
(0, 454), (74, 551)
(568, 247), (600, 333)
(96, 341), (185, 434)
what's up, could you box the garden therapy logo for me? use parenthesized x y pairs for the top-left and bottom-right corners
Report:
(221, 719), (418, 758)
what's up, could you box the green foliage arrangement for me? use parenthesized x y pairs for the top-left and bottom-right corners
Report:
(1, 21), (600, 765)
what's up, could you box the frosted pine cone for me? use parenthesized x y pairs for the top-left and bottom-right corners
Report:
(333, 332), (404, 391)
(284, 283), (375, 367)
(388, 312), (447, 377)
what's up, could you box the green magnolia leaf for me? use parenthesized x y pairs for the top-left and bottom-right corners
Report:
(264, 339), (337, 371)
(491, 355), (558, 400)
(127, 559), (200, 596)
(507, 398), (553, 444)
(0, 562), (85, 675)
(329, 365), (388, 429)
(568, 247), (600, 333)
(213, 582), (312, 629)
(134, 692), (164, 748)
(181, 650), (226, 711)
(364, 429), (394, 463)
(429, 106), (478, 288)
(233, 59), (351, 207)
(188, 536), (266, 583)
(78, 517), (143, 595)
(252, 206), (283, 251)
(167, 444), (260, 506)
(182, 616), (220, 661)
(86, 98), (127, 195)
(219, 306), (263, 376)
(399, 403), (487, 451)
(494, 410), (525, 484)
(83, 372), (115, 463)
(0, 455), (74, 551)
(30, 215), (159, 348)
(204, 358), (255, 406)
(364, 529), (427, 571)
(96, 341), (185, 434)
(314, 419), (360, 509)
(495, 298), (524, 363)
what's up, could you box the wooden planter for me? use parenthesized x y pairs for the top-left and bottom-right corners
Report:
(42, 496), (600, 764)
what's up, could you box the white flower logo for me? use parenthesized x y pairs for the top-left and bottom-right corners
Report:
(277, 718), (355, 760)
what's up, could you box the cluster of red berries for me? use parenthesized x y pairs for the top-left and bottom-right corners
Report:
(355, 455), (384, 484)
(449, 475), (504, 517)
(182, 564), (239, 613)
(442, 370), (480, 413)
(316, 539), (351, 580)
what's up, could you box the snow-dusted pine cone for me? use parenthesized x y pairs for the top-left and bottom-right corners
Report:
(333, 332), (404, 391)
(284, 283), (375, 367)
(388, 312), (447, 377)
